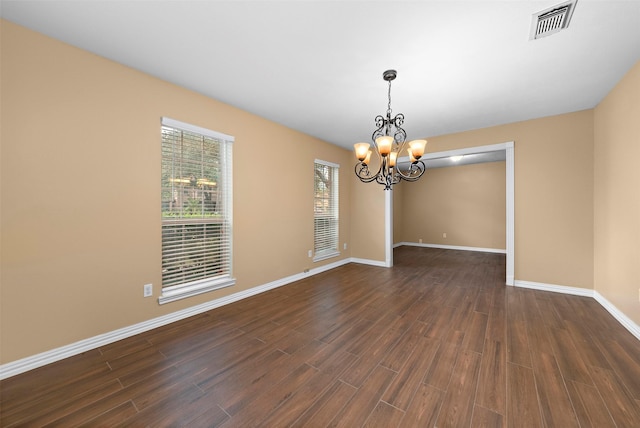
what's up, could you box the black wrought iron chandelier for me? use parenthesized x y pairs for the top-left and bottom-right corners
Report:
(354, 70), (427, 190)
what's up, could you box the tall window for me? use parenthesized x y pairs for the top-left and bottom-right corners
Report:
(313, 160), (339, 261)
(160, 117), (234, 304)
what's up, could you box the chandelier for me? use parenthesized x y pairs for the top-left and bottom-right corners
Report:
(354, 70), (427, 190)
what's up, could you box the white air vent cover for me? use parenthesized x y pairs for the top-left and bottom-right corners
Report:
(530, 0), (578, 40)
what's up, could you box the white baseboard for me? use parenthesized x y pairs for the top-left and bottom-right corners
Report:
(593, 291), (640, 341)
(513, 280), (594, 297)
(514, 280), (640, 341)
(0, 257), (351, 380)
(3, 258), (638, 379)
(399, 241), (507, 254)
(350, 257), (389, 267)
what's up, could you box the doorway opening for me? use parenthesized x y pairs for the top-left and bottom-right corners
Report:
(387, 141), (514, 285)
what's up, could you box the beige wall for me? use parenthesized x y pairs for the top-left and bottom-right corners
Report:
(350, 176), (386, 262)
(419, 110), (594, 289)
(0, 21), (352, 363)
(399, 162), (506, 249)
(594, 61), (640, 326)
(2, 19), (636, 366)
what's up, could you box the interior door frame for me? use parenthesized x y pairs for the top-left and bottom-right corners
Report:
(386, 141), (514, 285)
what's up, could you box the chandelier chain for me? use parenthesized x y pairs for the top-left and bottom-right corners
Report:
(387, 80), (392, 117)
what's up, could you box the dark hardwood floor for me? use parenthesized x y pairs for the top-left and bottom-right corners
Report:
(2, 247), (640, 427)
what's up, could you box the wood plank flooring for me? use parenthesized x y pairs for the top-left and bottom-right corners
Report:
(2, 247), (640, 427)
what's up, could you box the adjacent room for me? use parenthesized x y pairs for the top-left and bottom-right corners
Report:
(1, 1), (639, 426)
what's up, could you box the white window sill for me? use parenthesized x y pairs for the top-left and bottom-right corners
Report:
(158, 276), (236, 305)
(313, 251), (340, 263)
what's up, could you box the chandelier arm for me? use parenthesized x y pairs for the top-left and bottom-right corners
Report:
(381, 168), (400, 190)
(395, 160), (426, 181)
(375, 164), (388, 187)
(371, 144), (386, 176)
(372, 116), (387, 143)
(355, 149), (388, 184)
(394, 136), (409, 166)
(393, 120), (408, 155)
(393, 113), (405, 129)
(375, 167), (394, 190)
(354, 162), (379, 183)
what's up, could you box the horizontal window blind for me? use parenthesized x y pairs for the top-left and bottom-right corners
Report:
(161, 118), (233, 301)
(314, 160), (339, 261)
(161, 220), (230, 287)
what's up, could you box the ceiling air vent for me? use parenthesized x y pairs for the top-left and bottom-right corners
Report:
(529, 0), (578, 40)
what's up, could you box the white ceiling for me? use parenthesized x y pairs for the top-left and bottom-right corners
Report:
(2, 0), (639, 151)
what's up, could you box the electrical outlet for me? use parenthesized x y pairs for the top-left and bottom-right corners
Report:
(308, 250), (312, 258)
(143, 283), (153, 297)
(443, 233), (447, 238)
(343, 243), (347, 250)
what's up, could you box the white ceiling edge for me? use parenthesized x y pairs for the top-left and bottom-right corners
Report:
(1, 1), (639, 150)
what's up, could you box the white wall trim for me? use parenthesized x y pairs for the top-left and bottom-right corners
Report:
(400, 241), (507, 254)
(593, 291), (640, 341)
(0, 257), (350, 380)
(385, 190), (393, 267)
(420, 142), (513, 160)
(4, 259), (637, 379)
(514, 279), (594, 297)
(505, 143), (515, 286)
(514, 280), (640, 341)
(350, 257), (389, 267)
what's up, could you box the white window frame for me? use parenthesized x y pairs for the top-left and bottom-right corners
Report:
(159, 117), (235, 304)
(313, 159), (340, 262)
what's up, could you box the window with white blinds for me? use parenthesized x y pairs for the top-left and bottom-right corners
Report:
(313, 160), (339, 262)
(159, 117), (234, 304)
